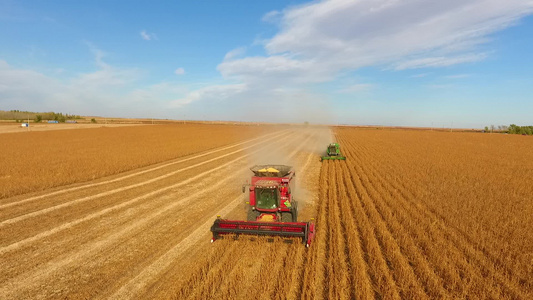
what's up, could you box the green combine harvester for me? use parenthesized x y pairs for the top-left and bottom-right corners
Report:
(321, 143), (346, 161)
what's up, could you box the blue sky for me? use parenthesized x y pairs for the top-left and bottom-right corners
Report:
(1, 0), (532, 127)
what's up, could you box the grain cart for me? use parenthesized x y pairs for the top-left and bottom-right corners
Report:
(210, 165), (316, 247)
(320, 143), (346, 161)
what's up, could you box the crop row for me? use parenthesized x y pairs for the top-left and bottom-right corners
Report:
(174, 128), (532, 299)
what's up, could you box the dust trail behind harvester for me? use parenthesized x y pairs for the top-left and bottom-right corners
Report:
(291, 125), (332, 213)
(241, 125), (333, 215)
(243, 125), (332, 166)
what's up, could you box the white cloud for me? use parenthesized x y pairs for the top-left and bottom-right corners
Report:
(218, 55), (333, 85)
(169, 84), (246, 108)
(394, 53), (488, 70)
(410, 73), (430, 78)
(75, 43), (141, 87)
(176, 0), (533, 121)
(172, 82), (332, 123)
(84, 40), (109, 69)
(262, 10), (281, 23)
(266, 0), (533, 71)
(140, 30), (157, 41)
(224, 47), (246, 60)
(128, 82), (187, 105)
(4, 1), (533, 122)
(174, 67), (185, 75)
(0, 60), (61, 107)
(0, 44), (185, 118)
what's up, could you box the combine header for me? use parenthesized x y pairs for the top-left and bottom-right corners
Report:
(321, 143), (346, 161)
(210, 165), (315, 247)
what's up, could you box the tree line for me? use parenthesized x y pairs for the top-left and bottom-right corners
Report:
(33, 112), (81, 123)
(484, 124), (533, 135)
(0, 110), (82, 123)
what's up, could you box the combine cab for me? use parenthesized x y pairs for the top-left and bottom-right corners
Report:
(210, 165), (315, 247)
(321, 143), (346, 161)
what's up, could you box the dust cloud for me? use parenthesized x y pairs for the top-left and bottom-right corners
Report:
(243, 125), (332, 170)
(234, 95), (337, 219)
(238, 125), (333, 219)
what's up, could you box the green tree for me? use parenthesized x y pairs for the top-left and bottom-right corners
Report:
(508, 124), (518, 134)
(91, 118), (97, 123)
(34, 115), (42, 123)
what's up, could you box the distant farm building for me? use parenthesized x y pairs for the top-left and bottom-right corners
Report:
(66, 120), (77, 123)
(48, 120), (59, 124)
(21, 123), (29, 127)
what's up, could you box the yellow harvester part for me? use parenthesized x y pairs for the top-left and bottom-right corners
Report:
(258, 167), (280, 173)
(258, 214), (275, 222)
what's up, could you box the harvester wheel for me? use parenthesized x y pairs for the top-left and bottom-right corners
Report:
(281, 212), (292, 223)
(247, 209), (260, 221)
(292, 201), (299, 222)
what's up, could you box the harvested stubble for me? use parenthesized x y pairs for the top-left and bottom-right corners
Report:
(0, 127), (294, 300)
(2, 125), (531, 299)
(0, 124), (268, 198)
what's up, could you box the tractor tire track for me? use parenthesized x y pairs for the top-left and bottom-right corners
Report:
(0, 131), (295, 256)
(107, 131), (317, 299)
(0, 130), (290, 226)
(0, 130), (286, 210)
(0, 130), (305, 299)
(164, 129), (323, 300)
(297, 157), (329, 300)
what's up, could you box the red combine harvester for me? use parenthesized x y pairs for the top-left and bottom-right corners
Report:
(210, 165), (316, 247)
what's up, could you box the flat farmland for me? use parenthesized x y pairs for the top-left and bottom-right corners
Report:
(1, 125), (531, 299)
(301, 128), (533, 299)
(0, 124), (327, 299)
(0, 123), (270, 198)
(173, 128), (532, 299)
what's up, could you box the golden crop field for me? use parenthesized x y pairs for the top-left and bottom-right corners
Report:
(1, 125), (531, 299)
(172, 128), (533, 299)
(0, 123), (269, 198)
